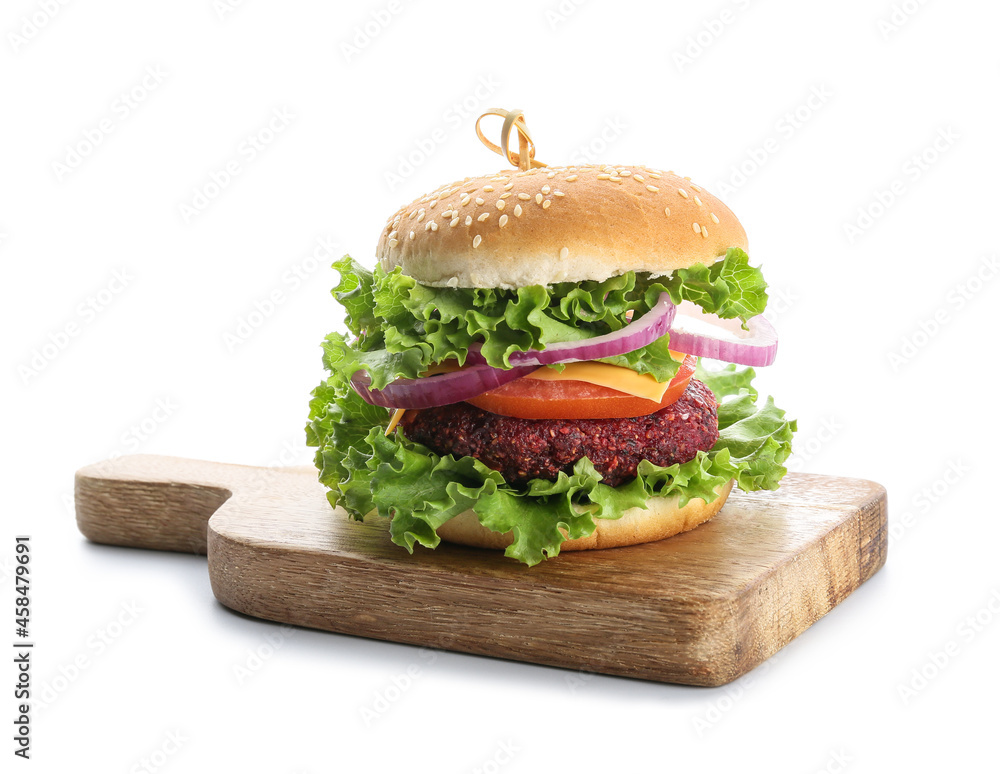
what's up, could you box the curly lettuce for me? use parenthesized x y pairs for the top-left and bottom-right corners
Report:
(326, 248), (768, 389)
(306, 359), (795, 566)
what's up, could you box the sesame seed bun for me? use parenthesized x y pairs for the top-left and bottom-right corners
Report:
(436, 479), (734, 554)
(377, 165), (747, 289)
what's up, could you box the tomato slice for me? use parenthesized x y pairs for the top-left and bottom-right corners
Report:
(465, 355), (697, 419)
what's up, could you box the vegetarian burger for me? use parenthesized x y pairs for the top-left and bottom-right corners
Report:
(307, 115), (795, 566)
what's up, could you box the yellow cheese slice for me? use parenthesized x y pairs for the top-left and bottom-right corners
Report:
(525, 360), (681, 403)
(419, 353), (689, 403)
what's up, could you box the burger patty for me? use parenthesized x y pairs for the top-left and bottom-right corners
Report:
(400, 378), (719, 488)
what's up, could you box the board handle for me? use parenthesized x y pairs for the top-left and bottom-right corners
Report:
(75, 454), (311, 554)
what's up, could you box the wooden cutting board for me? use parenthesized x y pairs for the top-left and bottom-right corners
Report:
(75, 454), (886, 687)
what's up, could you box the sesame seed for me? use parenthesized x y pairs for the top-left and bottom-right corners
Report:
(424, 222), (432, 231)
(620, 170), (632, 177)
(475, 197), (484, 206)
(450, 217), (460, 227)
(483, 185), (494, 192)
(535, 194), (543, 204)
(504, 182), (514, 190)
(634, 174), (645, 182)
(478, 212), (490, 222)
(409, 210), (418, 219)
(610, 176), (622, 182)
(514, 204), (523, 217)
(546, 171), (556, 178)
(542, 199), (551, 209)
(646, 185), (659, 193)
(710, 213), (720, 224)
(560, 247), (569, 260)
(465, 216), (472, 226)
(499, 214), (509, 227)
(500, 192), (511, 199)
(388, 230), (397, 239)
(694, 196), (703, 206)
(409, 231), (415, 240)
(460, 194), (471, 206)
(554, 190), (565, 197)
(496, 200), (505, 211)
(389, 238), (399, 248)
(473, 235), (482, 248)
(691, 184), (701, 192)
(596, 174), (611, 180)
(664, 207), (670, 216)
(430, 221), (438, 232)
(649, 173), (661, 179)
(518, 193), (531, 200)
(429, 199), (438, 208)
(678, 189), (689, 198)
(701, 226), (708, 238)
(541, 185), (551, 194)
(416, 209), (425, 222)
(566, 175), (578, 182)
(692, 222), (700, 233)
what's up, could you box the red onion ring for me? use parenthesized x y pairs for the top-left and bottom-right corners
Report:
(350, 363), (538, 410)
(464, 292), (677, 367)
(665, 301), (778, 366)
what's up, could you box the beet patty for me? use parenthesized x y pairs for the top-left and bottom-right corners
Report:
(400, 378), (719, 487)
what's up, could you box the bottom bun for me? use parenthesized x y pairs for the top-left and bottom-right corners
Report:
(436, 479), (735, 553)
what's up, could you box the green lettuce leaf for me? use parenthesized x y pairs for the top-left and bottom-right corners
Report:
(307, 360), (795, 566)
(328, 247), (768, 388)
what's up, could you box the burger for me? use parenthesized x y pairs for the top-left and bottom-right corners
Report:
(306, 133), (795, 566)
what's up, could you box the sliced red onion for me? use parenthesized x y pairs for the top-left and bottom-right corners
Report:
(665, 301), (778, 366)
(464, 292), (677, 368)
(351, 363), (538, 409)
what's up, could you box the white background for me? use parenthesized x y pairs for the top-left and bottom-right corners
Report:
(4, 0), (999, 771)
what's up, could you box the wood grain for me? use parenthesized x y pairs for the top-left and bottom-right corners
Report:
(75, 454), (887, 686)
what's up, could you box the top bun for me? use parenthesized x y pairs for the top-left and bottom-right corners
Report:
(376, 164), (747, 288)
